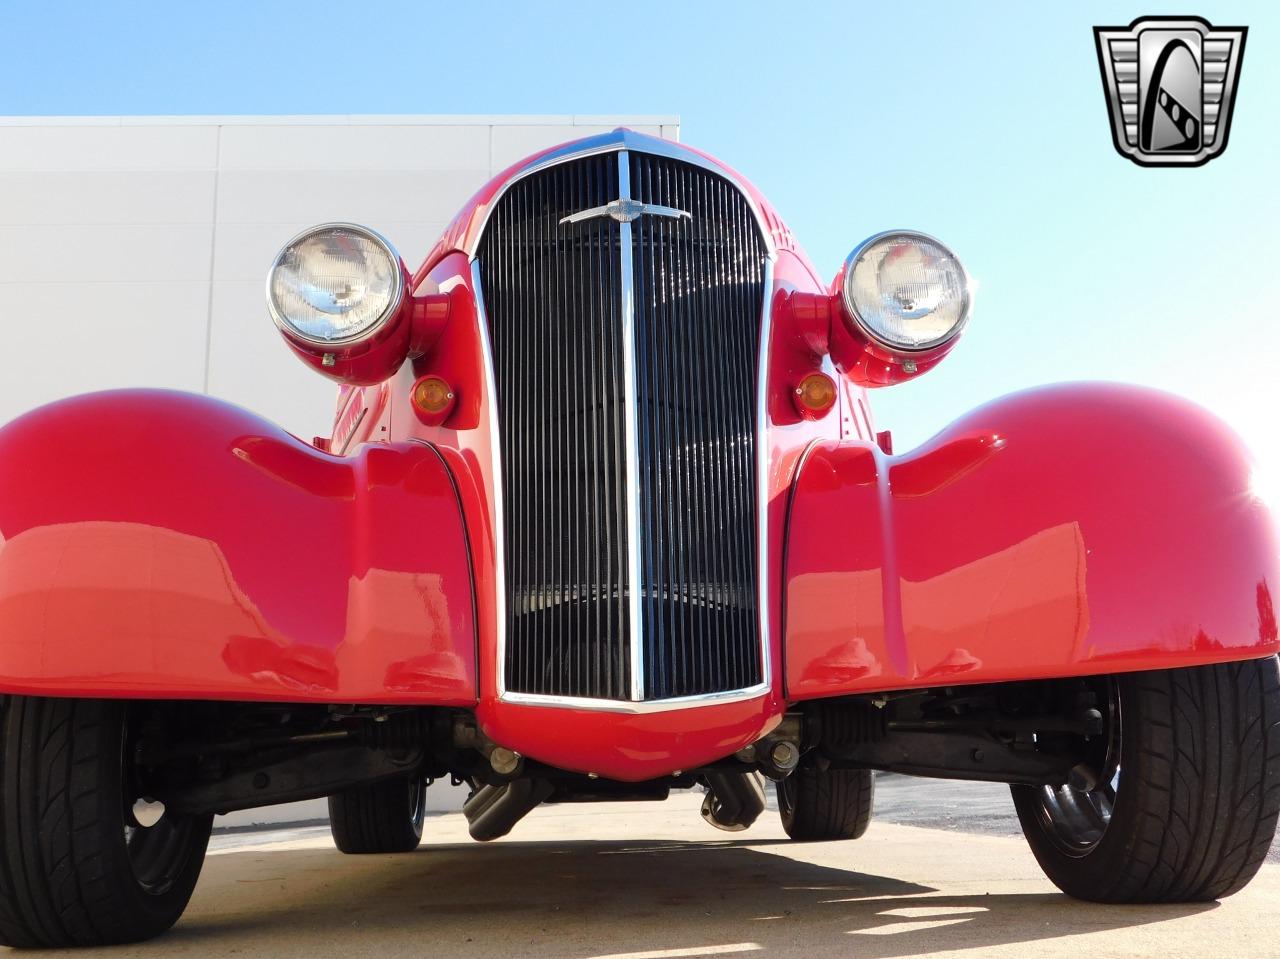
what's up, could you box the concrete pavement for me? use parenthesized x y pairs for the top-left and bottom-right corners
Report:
(26, 786), (1280, 959)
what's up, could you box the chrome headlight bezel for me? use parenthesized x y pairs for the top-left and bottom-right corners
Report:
(266, 222), (406, 349)
(840, 230), (972, 355)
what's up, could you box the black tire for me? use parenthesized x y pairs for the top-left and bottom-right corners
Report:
(777, 765), (874, 841)
(1012, 659), (1280, 903)
(328, 776), (426, 854)
(0, 697), (212, 948)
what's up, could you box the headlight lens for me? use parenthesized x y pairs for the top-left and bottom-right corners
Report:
(267, 224), (404, 346)
(841, 231), (971, 352)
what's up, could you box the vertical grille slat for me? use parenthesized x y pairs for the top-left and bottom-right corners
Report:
(480, 148), (766, 702)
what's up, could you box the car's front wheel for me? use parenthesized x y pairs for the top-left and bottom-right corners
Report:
(0, 697), (212, 948)
(1012, 658), (1280, 902)
(328, 776), (427, 854)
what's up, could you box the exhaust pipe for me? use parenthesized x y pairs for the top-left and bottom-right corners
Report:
(700, 771), (766, 832)
(464, 778), (554, 841)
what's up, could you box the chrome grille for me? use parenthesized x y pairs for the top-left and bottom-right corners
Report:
(477, 147), (766, 703)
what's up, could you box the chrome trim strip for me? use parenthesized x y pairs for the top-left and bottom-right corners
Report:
(477, 141), (777, 712)
(465, 129), (776, 261)
(756, 255), (776, 702)
(501, 681), (771, 715)
(617, 151), (645, 702)
(470, 259), (511, 701)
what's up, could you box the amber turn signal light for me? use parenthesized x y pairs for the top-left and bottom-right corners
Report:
(411, 375), (457, 425)
(793, 372), (837, 420)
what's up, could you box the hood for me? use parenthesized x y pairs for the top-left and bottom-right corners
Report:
(412, 128), (816, 284)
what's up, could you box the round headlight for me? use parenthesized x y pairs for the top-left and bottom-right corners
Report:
(841, 231), (971, 353)
(267, 223), (404, 347)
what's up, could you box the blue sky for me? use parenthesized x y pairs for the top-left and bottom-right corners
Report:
(3, 0), (1277, 497)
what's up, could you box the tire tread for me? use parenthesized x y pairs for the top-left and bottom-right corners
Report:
(328, 778), (424, 855)
(778, 767), (874, 841)
(0, 697), (211, 947)
(1013, 659), (1280, 903)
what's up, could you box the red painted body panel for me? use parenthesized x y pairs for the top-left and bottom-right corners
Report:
(478, 698), (782, 782)
(0, 391), (476, 704)
(784, 383), (1280, 698)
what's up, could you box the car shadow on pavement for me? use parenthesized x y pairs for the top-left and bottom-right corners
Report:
(114, 836), (1221, 959)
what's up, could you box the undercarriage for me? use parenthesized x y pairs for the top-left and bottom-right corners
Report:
(122, 675), (1118, 838)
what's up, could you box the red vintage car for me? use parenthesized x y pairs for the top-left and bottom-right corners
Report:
(0, 129), (1277, 947)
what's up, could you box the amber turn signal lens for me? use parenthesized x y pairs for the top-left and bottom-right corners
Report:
(793, 372), (837, 419)
(411, 375), (456, 422)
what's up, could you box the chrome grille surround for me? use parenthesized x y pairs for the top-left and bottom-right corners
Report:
(472, 131), (775, 712)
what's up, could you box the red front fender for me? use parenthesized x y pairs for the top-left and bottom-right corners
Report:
(0, 391), (476, 703)
(784, 383), (1280, 698)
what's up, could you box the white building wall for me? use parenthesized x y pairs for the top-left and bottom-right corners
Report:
(0, 114), (680, 828)
(0, 114), (680, 442)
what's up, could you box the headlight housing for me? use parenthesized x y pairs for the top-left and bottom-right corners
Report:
(841, 231), (971, 353)
(267, 223), (405, 348)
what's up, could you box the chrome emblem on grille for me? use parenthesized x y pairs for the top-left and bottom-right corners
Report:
(1094, 16), (1247, 167)
(560, 197), (691, 225)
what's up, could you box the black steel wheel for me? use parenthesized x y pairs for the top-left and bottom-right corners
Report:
(1012, 659), (1280, 902)
(1023, 677), (1123, 858)
(0, 697), (212, 948)
(329, 775), (426, 854)
(777, 765), (874, 841)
